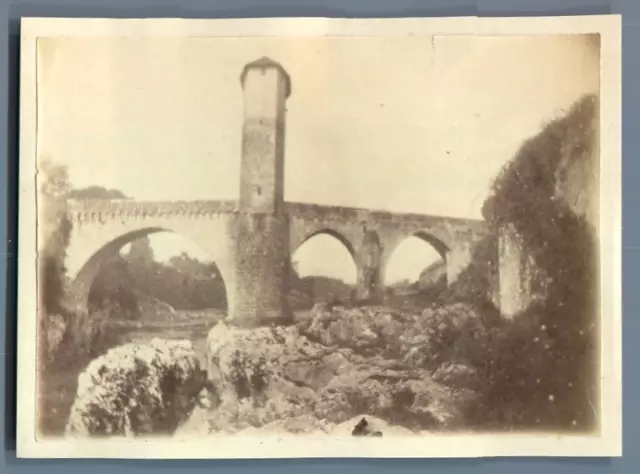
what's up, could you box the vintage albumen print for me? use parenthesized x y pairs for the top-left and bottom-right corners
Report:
(17, 16), (621, 459)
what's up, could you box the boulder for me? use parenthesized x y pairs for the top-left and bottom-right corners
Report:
(65, 338), (214, 438)
(178, 319), (479, 436)
(299, 302), (488, 370)
(300, 304), (414, 357)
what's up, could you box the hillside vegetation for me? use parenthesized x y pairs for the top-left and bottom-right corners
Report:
(446, 94), (600, 430)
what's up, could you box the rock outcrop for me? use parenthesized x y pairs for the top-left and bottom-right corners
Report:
(177, 302), (486, 437)
(65, 338), (214, 437)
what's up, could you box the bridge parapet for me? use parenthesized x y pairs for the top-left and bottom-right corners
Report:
(66, 199), (240, 224)
(65, 199), (490, 236)
(285, 201), (489, 234)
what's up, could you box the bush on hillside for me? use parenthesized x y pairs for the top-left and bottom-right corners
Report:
(37, 160), (128, 372)
(436, 94), (600, 431)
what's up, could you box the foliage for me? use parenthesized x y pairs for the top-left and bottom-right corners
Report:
(153, 253), (227, 310)
(87, 246), (229, 319)
(67, 185), (129, 200)
(483, 94), (598, 228)
(38, 159), (72, 316)
(88, 255), (142, 320)
(127, 236), (155, 263)
(287, 262), (356, 310)
(433, 94), (600, 431)
(390, 239), (497, 315)
(37, 168), (134, 372)
(443, 234), (498, 307)
(37, 159), (74, 366)
(54, 308), (127, 366)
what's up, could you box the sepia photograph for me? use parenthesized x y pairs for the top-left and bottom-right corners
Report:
(16, 16), (621, 458)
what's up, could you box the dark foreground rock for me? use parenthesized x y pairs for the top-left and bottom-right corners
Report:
(65, 338), (213, 437)
(177, 308), (482, 437)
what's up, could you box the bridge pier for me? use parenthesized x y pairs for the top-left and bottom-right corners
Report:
(232, 213), (293, 327)
(353, 229), (384, 304)
(445, 243), (473, 286)
(354, 265), (384, 304)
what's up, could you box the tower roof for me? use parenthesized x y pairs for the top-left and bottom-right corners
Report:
(240, 56), (292, 98)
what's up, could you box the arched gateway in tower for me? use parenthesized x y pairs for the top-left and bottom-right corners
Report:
(64, 57), (530, 327)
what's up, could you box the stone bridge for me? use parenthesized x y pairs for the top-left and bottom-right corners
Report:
(62, 56), (526, 327)
(65, 198), (489, 324)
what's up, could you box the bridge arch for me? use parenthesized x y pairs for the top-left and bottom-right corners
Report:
(289, 228), (358, 307)
(381, 230), (450, 288)
(66, 226), (234, 318)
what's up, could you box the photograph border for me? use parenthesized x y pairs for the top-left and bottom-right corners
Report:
(16, 14), (622, 459)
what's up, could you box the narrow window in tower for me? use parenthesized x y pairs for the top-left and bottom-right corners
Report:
(257, 186), (262, 196)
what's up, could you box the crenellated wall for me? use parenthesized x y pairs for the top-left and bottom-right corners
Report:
(67, 199), (239, 223)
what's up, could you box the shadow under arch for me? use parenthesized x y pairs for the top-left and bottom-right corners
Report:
(382, 230), (450, 288)
(68, 227), (232, 316)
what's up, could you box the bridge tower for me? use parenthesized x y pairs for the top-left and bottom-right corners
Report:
(232, 57), (293, 327)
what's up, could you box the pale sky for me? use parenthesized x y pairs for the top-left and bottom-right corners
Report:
(38, 35), (599, 284)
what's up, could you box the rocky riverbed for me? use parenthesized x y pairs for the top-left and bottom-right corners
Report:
(60, 302), (492, 438)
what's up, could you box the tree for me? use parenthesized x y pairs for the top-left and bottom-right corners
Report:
(126, 236), (155, 265)
(457, 94), (600, 430)
(38, 158), (72, 315)
(168, 252), (203, 275)
(88, 255), (141, 320)
(67, 185), (129, 200)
